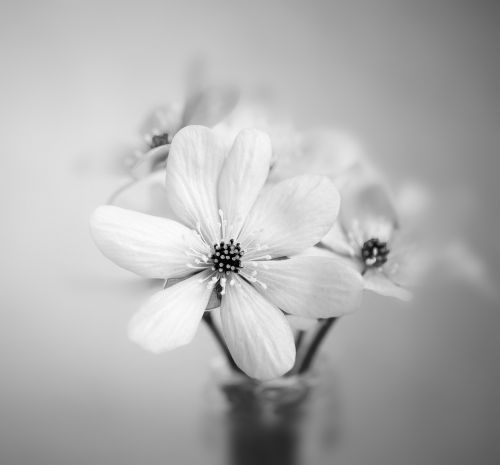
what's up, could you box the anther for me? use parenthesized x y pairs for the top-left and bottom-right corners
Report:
(149, 132), (170, 149)
(210, 239), (244, 276)
(361, 238), (389, 268)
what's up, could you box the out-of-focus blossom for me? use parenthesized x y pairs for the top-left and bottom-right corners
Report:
(322, 179), (418, 301)
(128, 85), (239, 178)
(90, 126), (363, 380)
(269, 128), (420, 301)
(212, 97), (366, 186)
(269, 128), (366, 188)
(111, 85), (239, 215)
(113, 95), (368, 222)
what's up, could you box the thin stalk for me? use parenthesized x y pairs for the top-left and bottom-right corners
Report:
(202, 312), (243, 374)
(285, 330), (307, 376)
(298, 317), (338, 374)
(295, 330), (305, 352)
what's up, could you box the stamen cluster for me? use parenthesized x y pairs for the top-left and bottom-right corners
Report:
(211, 239), (244, 275)
(361, 238), (389, 268)
(149, 132), (170, 149)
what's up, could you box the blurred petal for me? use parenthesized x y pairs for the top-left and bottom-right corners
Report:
(129, 145), (170, 179)
(90, 206), (205, 279)
(394, 181), (431, 225)
(239, 175), (340, 259)
(286, 315), (318, 331)
(320, 222), (356, 256)
(139, 103), (184, 137)
(255, 255), (363, 318)
(364, 270), (412, 301)
(341, 181), (398, 245)
(128, 271), (213, 353)
(220, 276), (295, 380)
(165, 126), (226, 243)
(181, 86), (239, 127)
(299, 245), (365, 273)
(276, 128), (363, 179)
(110, 171), (178, 219)
(384, 233), (428, 287)
(218, 129), (272, 237)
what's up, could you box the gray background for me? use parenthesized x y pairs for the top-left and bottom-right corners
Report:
(0, 0), (499, 464)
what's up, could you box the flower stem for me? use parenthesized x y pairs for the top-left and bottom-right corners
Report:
(295, 330), (305, 351)
(202, 312), (243, 374)
(298, 318), (338, 374)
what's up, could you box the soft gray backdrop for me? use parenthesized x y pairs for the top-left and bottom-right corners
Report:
(1, 1), (498, 464)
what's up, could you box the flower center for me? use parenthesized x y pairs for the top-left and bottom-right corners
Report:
(210, 239), (244, 275)
(361, 238), (389, 268)
(149, 132), (170, 149)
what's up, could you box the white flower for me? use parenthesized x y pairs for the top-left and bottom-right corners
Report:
(114, 108), (366, 223)
(322, 178), (420, 301)
(268, 127), (366, 188)
(267, 128), (421, 302)
(128, 85), (239, 178)
(91, 126), (363, 380)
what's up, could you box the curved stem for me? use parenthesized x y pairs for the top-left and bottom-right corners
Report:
(286, 330), (307, 376)
(298, 317), (338, 374)
(202, 312), (243, 374)
(295, 330), (305, 352)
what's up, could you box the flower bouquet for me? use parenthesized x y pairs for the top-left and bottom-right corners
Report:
(89, 84), (487, 463)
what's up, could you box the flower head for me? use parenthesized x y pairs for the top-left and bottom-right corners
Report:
(91, 126), (363, 380)
(128, 86), (239, 178)
(321, 178), (420, 301)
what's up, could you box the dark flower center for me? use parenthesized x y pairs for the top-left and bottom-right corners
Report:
(211, 239), (244, 275)
(361, 238), (389, 268)
(149, 132), (170, 149)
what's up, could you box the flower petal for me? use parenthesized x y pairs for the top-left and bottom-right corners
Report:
(218, 129), (272, 237)
(109, 171), (178, 219)
(273, 128), (364, 181)
(220, 276), (295, 380)
(340, 180), (398, 245)
(139, 103), (184, 138)
(363, 270), (413, 301)
(165, 126), (226, 243)
(128, 271), (213, 353)
(320, 222), (356, 257)
(90, 205), (205, 279)
(286, 315), (318, 331)
(254, 255), (363, 318)
(239, 175), (340, 259)
(181, 85), (239, 127)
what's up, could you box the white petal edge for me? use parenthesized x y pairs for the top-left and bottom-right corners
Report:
(254, 255), (364, 318)
(340, 180), (398, 245)
(239, 175), (340, 259)
(181, 85), (240, 127)
(218, 129), (272, 238)
(320, 221), (356, 256)
(286, 315), (318, 331)
(90, 205), (205, 279)
(128, 270), (213, 353)
(165, 126), (226, 244)
(220, 276), (295, 380)
(363, 270), (413, 301)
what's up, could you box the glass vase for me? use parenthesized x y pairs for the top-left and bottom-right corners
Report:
(202, 357), (340, 465)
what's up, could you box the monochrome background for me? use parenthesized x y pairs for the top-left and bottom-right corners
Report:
(1, 1), (498, 464)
